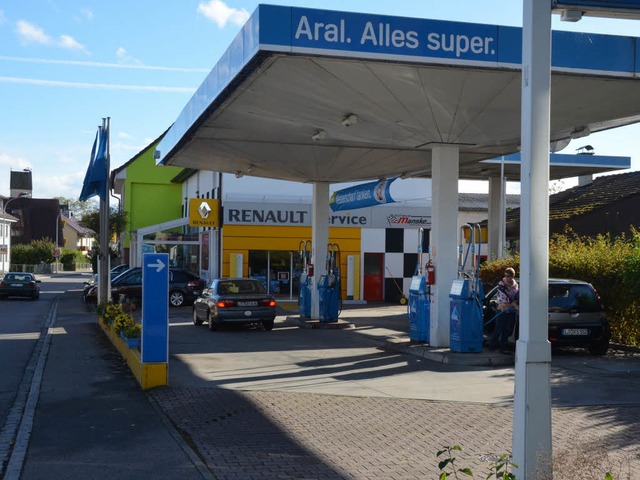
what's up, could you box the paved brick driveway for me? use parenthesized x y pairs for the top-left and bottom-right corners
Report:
(150, 387), (640, 479)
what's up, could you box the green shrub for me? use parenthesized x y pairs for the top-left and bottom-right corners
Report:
(10, 238), (55, 264)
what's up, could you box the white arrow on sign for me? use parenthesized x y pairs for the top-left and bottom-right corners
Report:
(147, 258), (166, 273)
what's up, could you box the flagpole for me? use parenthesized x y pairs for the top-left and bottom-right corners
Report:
(98, 117), (111, 304)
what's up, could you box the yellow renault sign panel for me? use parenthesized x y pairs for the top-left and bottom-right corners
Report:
(189, 198), (220, 227)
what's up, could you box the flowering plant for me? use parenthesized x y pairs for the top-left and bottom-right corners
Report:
(122, 322), (141, 339)
(98, 302), (126, 324)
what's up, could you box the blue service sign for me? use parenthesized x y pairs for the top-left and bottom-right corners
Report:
(141, 253), (169, 363)
(330, 178), (397, 212)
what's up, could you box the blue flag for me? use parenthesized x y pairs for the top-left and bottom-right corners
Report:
(79, 125), (108, 202)
(330, 178), (397, 212)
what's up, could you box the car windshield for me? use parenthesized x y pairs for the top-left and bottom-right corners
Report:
(548, 284), (600, 312)
(218, 280), (266, 295)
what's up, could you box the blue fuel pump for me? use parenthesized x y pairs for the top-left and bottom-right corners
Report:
(449, 224), (484, 353)
(318, 243), (341, 322)
(408, 227), (430, 342)
(298, 240), (312, 318)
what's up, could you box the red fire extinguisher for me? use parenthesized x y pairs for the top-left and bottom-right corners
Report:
(307, 263), (314, 276)
(426, 260), (435, 285)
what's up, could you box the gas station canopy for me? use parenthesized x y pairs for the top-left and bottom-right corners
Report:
(156, 5), (639, 182)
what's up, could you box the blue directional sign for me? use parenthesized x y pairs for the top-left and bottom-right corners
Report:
(141, 253), (169, 363)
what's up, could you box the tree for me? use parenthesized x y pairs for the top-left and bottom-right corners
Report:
(79, 207), (128, 244)
(54, 197), (98, 218)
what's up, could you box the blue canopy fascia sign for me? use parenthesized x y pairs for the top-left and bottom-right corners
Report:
(480, 152), (631, 169)
(553, 0), (640, 19)
(156, 4), (640, 167)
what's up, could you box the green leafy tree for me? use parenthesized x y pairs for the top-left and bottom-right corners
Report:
(54, 197), (98, 218)
(80, 208), (127, 273)
(79, 207), (127, 245)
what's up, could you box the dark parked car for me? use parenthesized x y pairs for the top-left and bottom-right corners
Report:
(192, 278), (277, 331)
(110, 263), (130, 277)
(483, 278), (610, 355)
(0, 272), (41, 300)
(82, 274), (97, 302)
(85, 267), (205, 307)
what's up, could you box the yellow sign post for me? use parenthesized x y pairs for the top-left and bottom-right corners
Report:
(188, 198), (220, 227)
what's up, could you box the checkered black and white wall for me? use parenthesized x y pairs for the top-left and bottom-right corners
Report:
(361, 228), (430, 303)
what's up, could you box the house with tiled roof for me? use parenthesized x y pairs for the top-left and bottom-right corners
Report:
(506, 171), (640, 241)
(62, 214), (94, 254)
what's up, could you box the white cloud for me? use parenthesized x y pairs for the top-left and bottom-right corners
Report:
(16, 20), (52, 45)
(15, 20), (88, 52)
(0, 55), (209, 73)
(197, 0), (249, 28)
(0, 76), (196, 93)
(116, 47), (142, 66)
(0, 10), (8, 25)
(80, 8), (94, 21)
(59, 34), (86, 51)
(117, 131), (135, 140)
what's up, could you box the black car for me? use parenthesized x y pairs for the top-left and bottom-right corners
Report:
(483, 278), (610, 355)
(192, 278), (277, 331)
(85, 267), (206, 307)
(0, 272), (41, 300)
(110, 264), (130, 277)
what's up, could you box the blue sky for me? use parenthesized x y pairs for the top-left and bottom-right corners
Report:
(1, 0), (639, 202)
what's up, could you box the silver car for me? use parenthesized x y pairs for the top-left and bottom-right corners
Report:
(192, 278), (277, 331)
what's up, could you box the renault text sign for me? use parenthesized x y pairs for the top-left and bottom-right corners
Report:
(189, 198), (220, 227)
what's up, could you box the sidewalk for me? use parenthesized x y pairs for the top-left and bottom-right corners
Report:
(16, 292), (212, 480)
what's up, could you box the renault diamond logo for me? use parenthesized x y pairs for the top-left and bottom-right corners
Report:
(189, 198), (219, 227)
(198, 201), (211, 219)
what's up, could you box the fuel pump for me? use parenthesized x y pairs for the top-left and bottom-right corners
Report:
(318, 243), (341, 322)
(449, 223), (485, 352)
(298, 240), (312, 318)
(408, 227), (430, 342)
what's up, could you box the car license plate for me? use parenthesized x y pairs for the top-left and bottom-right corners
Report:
(11, 284), (21, 287)
(238, 301), (257, 307)
(562, 328), (589, 336)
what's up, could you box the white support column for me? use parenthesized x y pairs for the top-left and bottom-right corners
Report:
(430, 146), (459, 348)
(311, 183), (330, 319)
(514, 1), (553, 478)
(488, 176), (506, 260)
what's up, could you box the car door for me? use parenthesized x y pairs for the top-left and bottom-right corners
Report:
(113, 269), (143, 302)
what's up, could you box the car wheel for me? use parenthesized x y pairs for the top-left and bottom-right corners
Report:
(192, 308), (203, 326)
(263, 320), (274, 331)
(588, 339), (609, 356)
(208, 311), (218, 331)
(169, 290), (185, 307)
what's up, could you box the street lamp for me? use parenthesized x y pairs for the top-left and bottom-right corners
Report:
(55, 211), (62, 274)
(1, 192), (31, 273)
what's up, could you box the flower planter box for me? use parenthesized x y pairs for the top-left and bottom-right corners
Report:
(119, 332), (140, 349)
